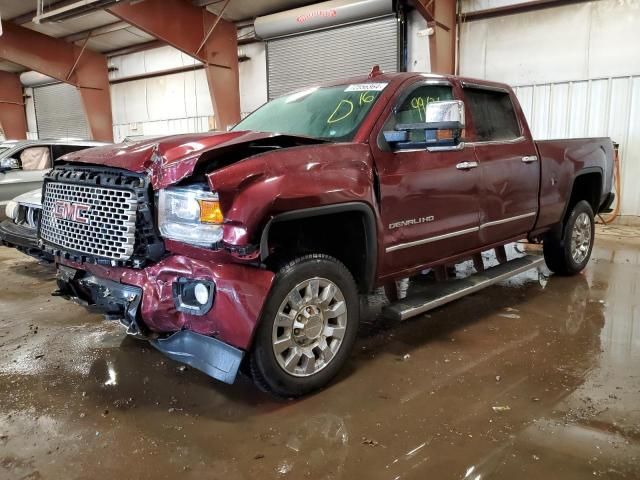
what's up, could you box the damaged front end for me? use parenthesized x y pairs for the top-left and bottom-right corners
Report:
(40, 159), (276, 385)
(55, 267), (244, 384)
(52, 254), (275, 384)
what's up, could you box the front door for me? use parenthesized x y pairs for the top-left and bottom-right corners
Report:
(370, 80), (481, 278)
(462, 85), (540, 245)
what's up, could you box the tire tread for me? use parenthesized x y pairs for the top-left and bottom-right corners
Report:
(249, 253), (358, 398)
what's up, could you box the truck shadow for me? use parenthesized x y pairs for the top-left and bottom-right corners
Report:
(2, 255), (55, 281)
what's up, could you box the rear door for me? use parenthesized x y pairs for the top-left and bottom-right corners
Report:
(462, 84), (540, 245)
(370, 79), (481, 277)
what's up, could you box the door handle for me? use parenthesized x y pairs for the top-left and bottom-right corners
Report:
(522, 155), (538, 163)
(456, 161), (479, 170)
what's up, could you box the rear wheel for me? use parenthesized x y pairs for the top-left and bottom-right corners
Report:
(543, 200), (595, 275)
(249, 254), (359, 397)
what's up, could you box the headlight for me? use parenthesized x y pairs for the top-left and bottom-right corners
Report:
(5, 200), (18, 220)
(157, 186), (223, 247)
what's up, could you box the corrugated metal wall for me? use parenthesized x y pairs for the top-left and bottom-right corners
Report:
(267, 16), (399, 99)
(33, 83), (90, 139)
(513, 76), (640, 218)
(110, 68), (214, 142)
(460, 0), (640, 219)
(107, 44), (269, 141)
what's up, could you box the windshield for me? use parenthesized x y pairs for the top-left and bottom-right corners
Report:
(233, 82), (389, 141)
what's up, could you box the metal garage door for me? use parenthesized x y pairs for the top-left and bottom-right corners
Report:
(33, 83), (90, 139)
(267, 16), (400, 99)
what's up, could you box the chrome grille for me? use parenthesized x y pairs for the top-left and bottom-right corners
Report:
(40, 181), (137, 260)
(26, 206), (41, 229)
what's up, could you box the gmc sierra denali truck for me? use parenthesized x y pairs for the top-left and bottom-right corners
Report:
(38, 71), (614, 397)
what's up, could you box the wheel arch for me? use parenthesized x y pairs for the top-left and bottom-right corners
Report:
(259, 202), (378, 293)
(549, 167), (602, 241)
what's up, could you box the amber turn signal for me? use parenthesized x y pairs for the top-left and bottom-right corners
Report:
(436, 129), (454, 141)
(198, 200), (223, 224)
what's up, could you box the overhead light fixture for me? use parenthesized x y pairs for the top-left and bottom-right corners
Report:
(33, 0), (124, 24)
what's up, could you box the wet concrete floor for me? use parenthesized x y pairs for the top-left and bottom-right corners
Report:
(1, 227), (639, 479)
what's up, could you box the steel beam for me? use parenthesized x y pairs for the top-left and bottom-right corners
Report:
(0, 21), (113, 141)
(411, 0), (457, 74)
(459, 0), (592, 21)
(108, 0), (240, 130)
(0, 71), (28, 140)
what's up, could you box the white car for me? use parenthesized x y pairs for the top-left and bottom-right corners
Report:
(0, 139), (108, 205)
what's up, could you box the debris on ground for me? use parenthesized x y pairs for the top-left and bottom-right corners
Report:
(492, 405), (511, 412)
(362, 437), (380, 447)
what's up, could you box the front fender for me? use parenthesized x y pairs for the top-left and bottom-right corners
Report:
(207, 143), (378, 249)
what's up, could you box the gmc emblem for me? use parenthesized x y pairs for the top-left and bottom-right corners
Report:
(53, 200), (90, 224)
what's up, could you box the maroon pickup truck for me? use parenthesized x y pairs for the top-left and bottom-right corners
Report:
(39, 71), (614, 396)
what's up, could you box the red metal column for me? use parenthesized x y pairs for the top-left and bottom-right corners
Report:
(0, 71), (27, 139)
(411, 0), (457, 74)
(0, 21), (113, 141)
(108, 0), (240, 130)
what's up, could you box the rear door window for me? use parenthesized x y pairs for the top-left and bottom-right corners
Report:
(463, 87), (521, 142)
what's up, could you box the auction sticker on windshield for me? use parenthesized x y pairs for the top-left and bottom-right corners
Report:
(344, 83), (388, 92)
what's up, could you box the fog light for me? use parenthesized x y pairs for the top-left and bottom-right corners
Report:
(173, 278), (215, 315)
(194, 283), (209, 305)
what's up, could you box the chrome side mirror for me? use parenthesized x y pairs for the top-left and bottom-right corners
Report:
(0, 157), (19, 172)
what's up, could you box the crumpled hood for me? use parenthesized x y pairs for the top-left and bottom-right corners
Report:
(58, 130), (319, 189)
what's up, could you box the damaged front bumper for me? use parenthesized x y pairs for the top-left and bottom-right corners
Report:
(54, 256), (275, 384)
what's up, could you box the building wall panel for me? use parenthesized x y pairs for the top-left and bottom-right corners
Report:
(461, 0), (640, 218)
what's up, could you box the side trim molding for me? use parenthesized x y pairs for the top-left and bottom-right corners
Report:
(386, 212), (537, 253)
(386, 226), (479, 253)
(479, 211), (537, 229)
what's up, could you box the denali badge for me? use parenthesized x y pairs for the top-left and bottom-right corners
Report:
(389, 216), (435, 230)
(53, 200), (90, 224)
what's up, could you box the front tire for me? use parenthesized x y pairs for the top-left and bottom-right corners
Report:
(249, 254), (359, 397)
(543, 200), (595, 276)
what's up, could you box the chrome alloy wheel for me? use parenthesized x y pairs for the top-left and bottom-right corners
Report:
(272, 277), (348, 377)
(571, 212), (592, 264)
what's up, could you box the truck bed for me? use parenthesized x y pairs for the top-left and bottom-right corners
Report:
(534, 137), (615, 231)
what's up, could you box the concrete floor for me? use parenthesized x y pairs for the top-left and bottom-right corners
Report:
(1, 226), (639, 479)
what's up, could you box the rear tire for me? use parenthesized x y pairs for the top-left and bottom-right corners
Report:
(249, 254), (359, 397)
(543, 200), (595, 276)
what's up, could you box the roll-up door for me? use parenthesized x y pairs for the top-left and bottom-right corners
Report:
(33, 82), (90, 139)
(267, 15), (400, 99)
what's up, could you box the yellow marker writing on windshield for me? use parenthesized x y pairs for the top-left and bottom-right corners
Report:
(411, 97), (426, 121)
(327, 99), (354, 124)
(359, 91), (374, 105)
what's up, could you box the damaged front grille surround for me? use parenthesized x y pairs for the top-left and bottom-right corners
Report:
(39, 165), (165, 268)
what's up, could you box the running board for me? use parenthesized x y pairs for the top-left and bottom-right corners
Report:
(383, 255), (546, 322)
